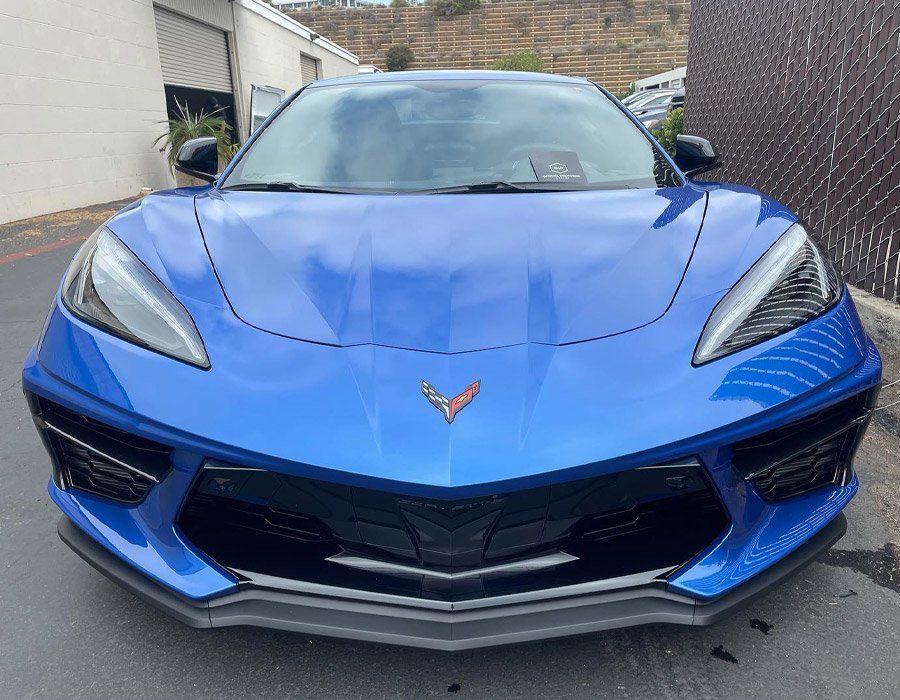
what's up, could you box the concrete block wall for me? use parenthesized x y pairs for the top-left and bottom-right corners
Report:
(0, 0), (357, 225)
(0, 0), (174, 225)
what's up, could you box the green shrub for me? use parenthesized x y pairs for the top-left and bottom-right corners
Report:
(384, 44), (415, 71)
(615, 81), (636, 101)
(153, 99), (233, 173)
(652, 107), (684, 157)
(491, 51), (545, 72)
(427, 0), (481, 18)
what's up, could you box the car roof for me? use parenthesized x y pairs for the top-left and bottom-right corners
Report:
(310, 70), (593, 88)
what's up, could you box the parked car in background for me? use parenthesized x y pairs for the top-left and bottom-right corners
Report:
(638, 107), (670, 131)
(668, 87), (685, 113)
(621, 88), (676, 111)
(636, 88), (685, 130)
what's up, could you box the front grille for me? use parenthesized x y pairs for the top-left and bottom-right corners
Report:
(27, 393), (172, 505)
(178, 460), (729, 601)
(733, 389), (876, 502)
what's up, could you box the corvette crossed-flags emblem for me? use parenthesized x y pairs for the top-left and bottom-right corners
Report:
(420, 379), (481, 424)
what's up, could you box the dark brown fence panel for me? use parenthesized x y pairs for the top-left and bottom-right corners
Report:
(685, 0), (900, 301)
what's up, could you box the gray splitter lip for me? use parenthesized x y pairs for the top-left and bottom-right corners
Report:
(57, 512), (847, 650)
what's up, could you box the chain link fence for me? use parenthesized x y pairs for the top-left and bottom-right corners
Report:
(684, 0), (900, 302)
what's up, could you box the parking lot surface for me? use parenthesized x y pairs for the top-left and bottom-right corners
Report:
(1, 202), (898, 699)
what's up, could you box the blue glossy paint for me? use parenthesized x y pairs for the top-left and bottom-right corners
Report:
(24, 72), (883, 606)
(196, 186), (705, 352)
(49, 482), (237, 600)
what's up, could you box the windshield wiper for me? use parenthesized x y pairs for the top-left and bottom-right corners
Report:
(222, 181), (359, 194)
(411, 181), (581, 194)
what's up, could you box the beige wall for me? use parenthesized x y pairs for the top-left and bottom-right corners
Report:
(0, 0), (357, 225)
(231, 0), (358, 141)
(0, 0), (174, 225)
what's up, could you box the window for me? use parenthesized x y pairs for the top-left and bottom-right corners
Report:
(223, 79), (679, 193)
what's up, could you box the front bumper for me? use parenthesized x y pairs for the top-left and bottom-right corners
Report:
(59, 512), (847, 650)
(27, 286), (881, 646)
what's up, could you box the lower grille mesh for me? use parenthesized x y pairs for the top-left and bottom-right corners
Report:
(178, 460), (729, 601)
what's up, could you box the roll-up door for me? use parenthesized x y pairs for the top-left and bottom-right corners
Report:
(154, 6), (233, 93)
(300, 54), (319, 86)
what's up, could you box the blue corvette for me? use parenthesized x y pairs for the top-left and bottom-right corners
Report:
(24, 71), (881, 650)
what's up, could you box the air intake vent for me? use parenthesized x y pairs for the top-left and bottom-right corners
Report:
(748, 434), (856, 501)
(176, 459), (729, 601)
(27, 393), (172, 505)
(732, 389), (876, 502)
(50, 435), (156, 504)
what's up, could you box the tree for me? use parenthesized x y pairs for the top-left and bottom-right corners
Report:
(385, 44), (415, 71)
(390, 0), (410, 7)
(491, 51), (545, 72)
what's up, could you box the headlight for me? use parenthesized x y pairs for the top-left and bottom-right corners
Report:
(62, 227), (209, 368)
(693, 223), (842, 365)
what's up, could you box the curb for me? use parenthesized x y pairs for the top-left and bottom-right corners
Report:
(849, 286), (900, 355)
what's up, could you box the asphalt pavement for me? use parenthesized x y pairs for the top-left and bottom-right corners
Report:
(0, 202), (898, 699)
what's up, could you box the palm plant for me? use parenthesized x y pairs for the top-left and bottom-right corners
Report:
(154, 99), (234, 173)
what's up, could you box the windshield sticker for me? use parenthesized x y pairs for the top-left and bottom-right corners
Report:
(529, 151), (588, 184)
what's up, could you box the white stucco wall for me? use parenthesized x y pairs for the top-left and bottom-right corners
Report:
(0, 0), (357, 225)
(231, 0), (358, 140)
(0, 0), (174, 225)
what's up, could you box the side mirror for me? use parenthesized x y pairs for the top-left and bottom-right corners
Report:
(675, 134), (721, 178)
(174, 137), (218, 183)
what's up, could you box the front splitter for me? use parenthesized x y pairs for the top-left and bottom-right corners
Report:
(58, 513), (846, 650)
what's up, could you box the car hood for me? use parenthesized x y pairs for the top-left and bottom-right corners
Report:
(195, 186), (706, 353)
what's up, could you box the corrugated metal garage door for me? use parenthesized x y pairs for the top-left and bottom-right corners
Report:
(300, 54), (319, 86)
(154, 6), (233, 93)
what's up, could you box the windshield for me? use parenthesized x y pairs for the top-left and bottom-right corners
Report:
(222, 79), (680, 193)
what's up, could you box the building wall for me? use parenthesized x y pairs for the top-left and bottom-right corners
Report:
(0, 0), (173, 225)
(288, 0), (691, 94)
(685, 0), (900, 302)
(231, 0), (358, 139)
(0, 0), (357, 225)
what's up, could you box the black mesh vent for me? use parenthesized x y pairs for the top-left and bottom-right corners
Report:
(575, 489), (725, 543)
(49, 433), (156, 504)
(749, 433), (856, 502)
(177, 460), (729, 601)
(732, 389), (876, 502)
(27, 393), (172, 505)
(181, 491), (334, 544)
